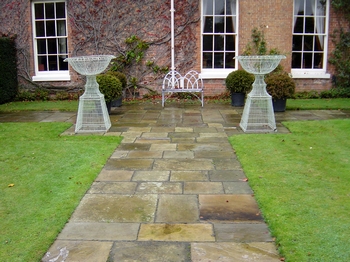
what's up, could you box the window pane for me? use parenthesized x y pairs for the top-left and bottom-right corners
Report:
(215, 0), (224, 15)
(314, 53), (323, 68)
(35, 21), (45, 37)
(214, 53), (224, 68)
(56, 2), (66, 18)
(203, 53), (213, 68)
(315, 16), (325, 33)
(59, 55), (68, 70)
(45, 3), (55, 19)
(203, 17), (213, 33)
(204, 0), (213, 15)
(226, 0), (236, 15)
(314, 35), (323, 51)
(37, 39), (47, 54)
(46, 21), (56, 36)
(303, 53), (313, 68)
(294, 17), (304, 33)
(35, 4), (44, 19)
(214, 35), (224, 51)
(304, 35), (313, 51)
(203, 35), (213, 51)
(226, 35), (235, 51)
(38, 56), (47, 71)
(225, 52), (235, 68)
(57, 20), (66, 36)
(305, 17), (315, 33)
(292, 35), (302, 51)
(292, 53), (302, 68)
(58, 38), (67, 54)
(305, 0), (313, 15)
(214, 17), (224, 33)
(226, 17), (234, 33)
(48, 56), (58, 70)
(48, 39), (57, 54)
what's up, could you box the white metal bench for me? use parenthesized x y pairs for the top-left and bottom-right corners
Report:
(162, 70), (204, 107)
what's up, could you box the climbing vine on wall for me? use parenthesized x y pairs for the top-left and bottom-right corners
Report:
(330, 0), (350, 88)
(67, 0), (200, 94)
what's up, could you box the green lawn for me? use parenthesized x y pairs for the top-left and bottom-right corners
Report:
(0, 98), (350, 112)
(229, 119), (350, 261)
(287, 98), (350, 110)
(0, 122), (122, 262)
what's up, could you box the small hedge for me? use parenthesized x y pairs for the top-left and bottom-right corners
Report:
(225, 69), (254, 93)
(265, 72), (296, 100)
(96, 74), (122, 102)
(0, 37), (18, 104)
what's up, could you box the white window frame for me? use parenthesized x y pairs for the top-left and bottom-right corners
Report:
(201, 0), (239, 79)
(31, 0), (70, 81)
(291, 0), (330, 79)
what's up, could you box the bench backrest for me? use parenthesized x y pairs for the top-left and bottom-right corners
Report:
(162, 70), (203, 90)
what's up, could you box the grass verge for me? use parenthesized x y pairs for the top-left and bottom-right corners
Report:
(287, 98), (350, 110)
(0, 122), (122, 262)
(229, 119), (350, 261)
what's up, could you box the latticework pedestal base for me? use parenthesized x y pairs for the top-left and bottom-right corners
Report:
(239, 95), (276, 133)
(75, 94), (111, 133)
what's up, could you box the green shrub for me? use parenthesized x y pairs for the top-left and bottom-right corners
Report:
(96, 74), (122, 102)
(225, 69), (254, 93)
(106, 71), (127, 89)
(0, 37), (18, 104)
(265, 72), (296, 100)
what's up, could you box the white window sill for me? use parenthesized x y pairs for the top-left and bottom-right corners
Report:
(291, 70), (331, 79)
(32, 72), (71, 82)
(200, 69), (235, 79)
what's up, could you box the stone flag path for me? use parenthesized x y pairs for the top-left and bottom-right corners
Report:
(3, 103), (346, 261)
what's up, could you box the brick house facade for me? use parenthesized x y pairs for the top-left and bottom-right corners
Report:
(0, 0), (348, 97)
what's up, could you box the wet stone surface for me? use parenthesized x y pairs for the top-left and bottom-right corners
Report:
(24, 104), (337, 261)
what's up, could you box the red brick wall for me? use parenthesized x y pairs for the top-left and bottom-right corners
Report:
(0, 0), (348, 96)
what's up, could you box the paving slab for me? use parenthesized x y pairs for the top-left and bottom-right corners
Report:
(132, 170), (170, 181)
(199, 195), (263, 222)
(136, 182), (183, 194)
(104, 158), (154, 170)
(138, 223), (215, 242)
(95, 170), (133, 181)
(43, 240), (113, 262)
(153, 159), (214, 171)
(156, 194), (199, 222)
(214, 223), (273, 242)
(88, 182), (137, 194)
(57, 222), (140, 241)
(70, 194), (158, 222)
(184, 182), (224, 194)
(191, 242), (280, 262)
(209, 170), (246, 181)
(170, 171), (209, 181)
(108, 242), (191, 262)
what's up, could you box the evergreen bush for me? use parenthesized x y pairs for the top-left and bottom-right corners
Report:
(225, 69), (254, 93)
(265, 72), (296, 100)
(0, 37), (18, 104)
(96, 74), (122, 102)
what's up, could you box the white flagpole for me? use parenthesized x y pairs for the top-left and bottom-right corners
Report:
(170, 0), (175, 87)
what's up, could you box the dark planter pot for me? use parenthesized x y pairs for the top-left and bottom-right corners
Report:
(106, 101), (112, 114)
(272, 98), (287, 112)
(111, 97), (122, 107)
(231, 92), (245, 107)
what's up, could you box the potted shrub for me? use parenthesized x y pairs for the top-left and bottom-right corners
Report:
(225, 69), (254, 106)
(107, 71), (127, 107)
(96, 74), (122, 113)
(265, 71), (296, 112)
